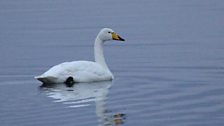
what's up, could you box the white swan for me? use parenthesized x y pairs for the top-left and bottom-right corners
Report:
(35, 28), (125, 84)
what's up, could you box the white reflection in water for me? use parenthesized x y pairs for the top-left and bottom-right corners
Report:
(40, 81), (126, 126)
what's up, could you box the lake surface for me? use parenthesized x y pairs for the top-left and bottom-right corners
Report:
(1, 0), (224, 126)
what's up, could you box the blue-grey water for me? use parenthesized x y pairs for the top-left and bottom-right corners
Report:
(1, 0), (224, 126)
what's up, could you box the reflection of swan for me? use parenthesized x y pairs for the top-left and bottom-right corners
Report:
(35, 28), (125, 84)
(40, 81), (126, 126)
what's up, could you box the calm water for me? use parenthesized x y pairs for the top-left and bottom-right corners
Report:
(1, 0), (224, 126)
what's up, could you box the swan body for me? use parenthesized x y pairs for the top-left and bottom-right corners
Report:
(35, 28), (125, 84)
(36, 61), (113, 83)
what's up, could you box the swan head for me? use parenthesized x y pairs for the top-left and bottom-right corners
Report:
(97, 28), (125, 42)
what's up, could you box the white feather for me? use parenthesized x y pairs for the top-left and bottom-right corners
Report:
(35, 28), (124, 84)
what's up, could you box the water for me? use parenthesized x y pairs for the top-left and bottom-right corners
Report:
(1, 0), (224, 126)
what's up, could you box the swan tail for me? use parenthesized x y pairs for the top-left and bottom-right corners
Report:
(35, 75), (57, 84)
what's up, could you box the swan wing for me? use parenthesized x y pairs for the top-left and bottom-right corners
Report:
(36, 61), (112, 83)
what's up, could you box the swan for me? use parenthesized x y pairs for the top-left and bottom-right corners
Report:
(35, 28), (125, 84)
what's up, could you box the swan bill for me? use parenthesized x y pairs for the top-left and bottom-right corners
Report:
(112, 32), (125, 41)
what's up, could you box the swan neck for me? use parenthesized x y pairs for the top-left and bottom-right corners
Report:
(94, 37), (109, 70)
